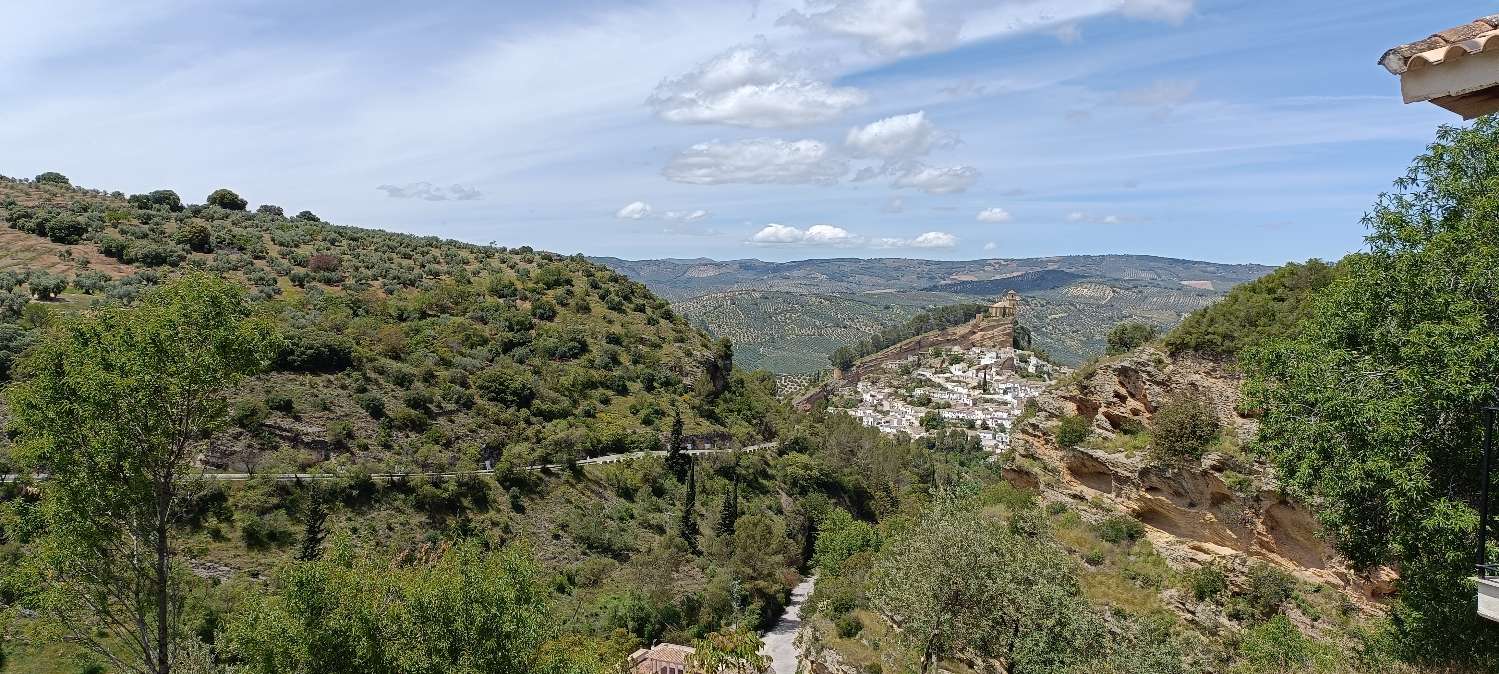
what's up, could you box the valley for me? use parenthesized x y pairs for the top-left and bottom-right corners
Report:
(599, 255), (1272, 371)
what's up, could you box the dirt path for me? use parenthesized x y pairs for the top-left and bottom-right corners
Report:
(762, 575), (816, 674)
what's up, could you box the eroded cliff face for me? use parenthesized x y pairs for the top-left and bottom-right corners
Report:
(1006, 347), (1396, 607)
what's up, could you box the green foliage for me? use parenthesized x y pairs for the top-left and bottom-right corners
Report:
(1236, 564), (1296, 620)
(26, 272), (67, 300)
(1149, 393), (1220, 460)
(227, 541), (578, 674)
(34, 171), (70, 186)
(1054, 414), (1091, 448)
(866, 492), (1140, 674)
(1188, 564), (1227, 602)
(687, 626), (770, 674)
(1165, 259), (1337, 358)
(1236, 614), (1314, 673)
(1244, 119), (1499, 668)
(829, 302), (987, 368)
(813, 508), (881, 576)
(7, 273), (277, 674)
(1106, 321), (1158, 355)
(1094, 514), (1145, 544)
(206, 188), (248, 210)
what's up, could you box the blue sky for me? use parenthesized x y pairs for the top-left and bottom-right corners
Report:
(0, 0), (1478, 264)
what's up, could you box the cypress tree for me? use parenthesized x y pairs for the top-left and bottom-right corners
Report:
(665, 407), (689, 481)
(298, 484), (329, 562)
(679, 456), (698, 548)
(716, 464), (739, 536)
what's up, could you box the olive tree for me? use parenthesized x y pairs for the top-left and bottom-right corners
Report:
(8, 272), (277, 674)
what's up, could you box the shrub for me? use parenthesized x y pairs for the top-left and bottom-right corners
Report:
(1237, 614), (1314, 672)
(1095, 514), (1145, 544)
(1055, 414), (1091, 447)
(175, 221), (213, 252)
(276, 330), (355, 372)
(207, 188), (248, 210)
(1240, 563), (1296, 619)
(1150, 394), (1220, 460)
(34, 171), (70, 186)
(27, 272), (67, 300)
(256, 204), (284, 217)
(266, 391), (295, 415)
(231, 400), (270, 428)
(1106, 322), (1158, 355)
(307, 253), (341, 272)
(1189, 564), (1227, 601)
(129, 190), (184, 212)
(1164, 259), (1337, 359)
(835, 613), (863, 638)
(472, 366), (536, 408)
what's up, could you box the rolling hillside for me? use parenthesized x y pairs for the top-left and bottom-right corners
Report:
(597, 256), (1272, 370)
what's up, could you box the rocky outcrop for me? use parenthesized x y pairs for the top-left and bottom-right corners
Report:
(1006, 347), (1394, 606)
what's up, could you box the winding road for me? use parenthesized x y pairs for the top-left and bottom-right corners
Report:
(761, 575), (817, 674)
(0, 442), (777, 483)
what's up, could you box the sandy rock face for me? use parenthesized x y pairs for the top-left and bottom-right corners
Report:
(1007, 347), (1395, 606)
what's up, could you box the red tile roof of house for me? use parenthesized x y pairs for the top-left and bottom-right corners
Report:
(1380, 15), (1499, 75)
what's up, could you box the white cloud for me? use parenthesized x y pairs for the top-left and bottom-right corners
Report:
(845, 111), (954, 160)
(803, 224), (861, 245)
(890, 163), (979, 194)
(976, 207), (1012, 223)
(615, 200), (653, 219)
(749, 222), (863, 246)
(778, 0), (958, 56)
(870, 230), (958, 248)
(983, 241), (997, 251)
(1067, 211), (1126, 224)
(1119, 0), (1195, 24)
(750, 223), (805, 243)
(1052, 22), (1082, 44)
(648, 43), (867, 128)
(882, 196), (904, 213)
(664, 209), (710, 222)
(1119, 79), (1197, 108)
(377, 182), (483, 201)
(909, 230), (957, 248)
(663, 138), (848, 185)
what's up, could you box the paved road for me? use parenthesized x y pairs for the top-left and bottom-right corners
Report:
(762, 575), (817, 674)
(0, 442), (777, 483)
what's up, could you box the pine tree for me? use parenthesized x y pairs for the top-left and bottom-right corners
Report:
(298, 484), (329, 562)
(665, 407), (689, 481)
(716, 464), (739, 536)
(679, 456), (698, 549)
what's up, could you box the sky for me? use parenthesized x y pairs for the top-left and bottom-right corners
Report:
(0, 0), (1480, 264)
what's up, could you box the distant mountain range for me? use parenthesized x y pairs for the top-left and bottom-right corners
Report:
(594, 255), (1275, 371)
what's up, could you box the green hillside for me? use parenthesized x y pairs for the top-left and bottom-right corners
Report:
(674, 291), (931, 373)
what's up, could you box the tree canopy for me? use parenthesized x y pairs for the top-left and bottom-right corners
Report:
(1245, 118), (1499, 668)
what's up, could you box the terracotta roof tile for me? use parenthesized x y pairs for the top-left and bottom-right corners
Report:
(1382, 16), (1499, 74)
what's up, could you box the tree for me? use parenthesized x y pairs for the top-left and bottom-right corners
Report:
(26, 272), (67, 300)
(174, 221), (213, 252)
(130, 190), (184, 212)
(715, 464), (739, 536)
(812, 508), (880, 576)
(8, 273), (277, 674)
(679, 456), (698, 549)
(297, 485), (328, 562)
(1244, 118), (1499, 667)
(1106, 321), (1157, 355)
(1054, 414), (1091, 447)
(206, 188), (248, 211)
(228, 541), (565, 674)
(34, 171), (70, 186)
(687, 626), (771, 674)
(665, 407), (689, 481)
(867, 492), (1102, 674)
(1149, 393), (1220, 460)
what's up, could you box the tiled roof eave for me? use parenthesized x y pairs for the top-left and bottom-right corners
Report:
(1381, 15), (1499, 74)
